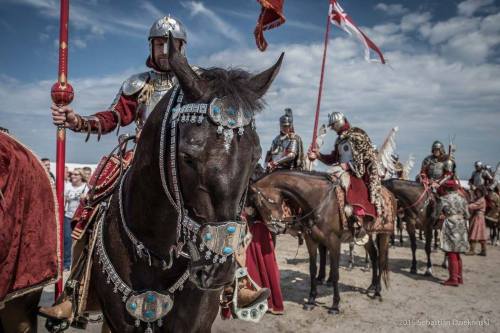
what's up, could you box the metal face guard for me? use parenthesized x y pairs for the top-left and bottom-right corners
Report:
(231, 267), (268, 322)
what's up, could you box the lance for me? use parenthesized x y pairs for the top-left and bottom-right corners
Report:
(50, 0), (73, 300)
(310, 5), (331, 151)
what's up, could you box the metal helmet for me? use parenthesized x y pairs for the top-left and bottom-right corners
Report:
(474, 161), (483, 170)
(279, 108), (293, 131)
(485, 164), (493, 172)
(328, 112), (347, 132)
(149, 15), (187, 56)
(431, 141), (444, 152)
(444, 159), (454, 173)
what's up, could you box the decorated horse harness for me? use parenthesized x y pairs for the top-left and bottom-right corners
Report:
(94, 85), (256, 331)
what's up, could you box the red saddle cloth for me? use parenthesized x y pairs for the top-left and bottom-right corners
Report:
(346, 174), (377, 218)
(0, 132), (59, 303)
(71, 150), (134, 240)
(246, 222), (284, 314)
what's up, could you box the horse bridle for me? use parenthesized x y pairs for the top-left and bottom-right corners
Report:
(95, 85), (255, 331)
(255, 186), (334, 234)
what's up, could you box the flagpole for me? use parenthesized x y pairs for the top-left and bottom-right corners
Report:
(310, 7), (331, 150)
(50, 0), (74, 301)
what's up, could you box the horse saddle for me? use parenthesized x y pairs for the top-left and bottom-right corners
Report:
(71, 150), (134, 240)
(330, 169), (396, 235)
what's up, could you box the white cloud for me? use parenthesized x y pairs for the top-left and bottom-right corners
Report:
(457, 0), (494, 17)
(374, 3), (409, 16)
(180, 1), (244, 45)
(400, 12), (432, 32)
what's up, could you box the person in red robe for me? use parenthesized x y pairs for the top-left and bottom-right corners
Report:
(244, 206), (284, 314)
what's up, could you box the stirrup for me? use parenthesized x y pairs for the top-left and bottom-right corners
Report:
(232, 267), (268, 322)
(44, 318), (70, 333)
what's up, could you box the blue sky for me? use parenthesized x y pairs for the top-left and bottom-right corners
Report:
(0, 0), (499, 178)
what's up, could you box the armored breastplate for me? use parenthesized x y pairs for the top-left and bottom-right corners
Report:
(428, 160), (444, 180)
(473, 171), (485, 187)
(271, 135), (286, 161)
(338, 139), (353, 164)
(139, 72), (175, 126)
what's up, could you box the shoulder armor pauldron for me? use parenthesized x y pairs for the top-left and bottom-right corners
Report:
(122, 72), (150, 96)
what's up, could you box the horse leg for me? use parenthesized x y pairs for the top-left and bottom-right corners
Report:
(407, 223), (418, 274)
(424, 223), (433, 276)
(365, 237), (378, 295)
(398, 217), (404, 245)
(0, 289), (42, 333)
(376, 234), (390, 301)
(433, 229), (439, 250)
(303, 236), (319, 311)
(317, 244), (327, 284)
(347, 242), (354, 270)
(328, 235), (341, 315)
(418, 229), (423, 240)
(101, 319), (111, 333)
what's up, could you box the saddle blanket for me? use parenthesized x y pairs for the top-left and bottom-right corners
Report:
(0, 132), (59, 303)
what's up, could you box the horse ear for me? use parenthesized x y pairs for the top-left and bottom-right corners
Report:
(167, 31), (204, 101)
(247, 52), (284, 98)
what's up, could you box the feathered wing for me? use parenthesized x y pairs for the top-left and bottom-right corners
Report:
(402, 154), (415, 180)
(377, 126), (399, 178)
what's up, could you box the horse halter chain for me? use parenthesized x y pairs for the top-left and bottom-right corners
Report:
(95, 85), (253, 332)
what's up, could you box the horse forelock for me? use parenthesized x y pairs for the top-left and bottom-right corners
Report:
(201, 67), (264, 114)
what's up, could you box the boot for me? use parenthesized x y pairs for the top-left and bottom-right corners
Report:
(479, 241), (487, 256)
(464, 241), (476, 255)
(352, 216), (368, 246)
(38, 299), (73, 320)
(442, 252), (459, 287)
(457, 254), (463, 284)
(226, 278), (270, 309)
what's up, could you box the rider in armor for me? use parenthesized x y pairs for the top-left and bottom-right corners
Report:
(41, 15), (265, 323)
(307, 112), (383, 242)
(51, 16), (187, 138)
(265, 108), (304, 172)
(419, 141), (457, 190)
(469, 161), (494, 190)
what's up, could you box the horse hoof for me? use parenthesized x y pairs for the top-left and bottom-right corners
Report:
(303, 303), (315, 311)
(424, 270), (433, 277)
(328, 307), (340, 315)
(410, 268), (417, 275)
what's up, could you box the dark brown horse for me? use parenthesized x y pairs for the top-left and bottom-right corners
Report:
(249, 170), (391, 314)
(89, 37), (284, 332)
(383, 179), (437, 275)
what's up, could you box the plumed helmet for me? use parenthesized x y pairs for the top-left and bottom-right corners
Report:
(474, 161), (483, 169)
(280, 108), (293, 130)
(149, 15), (187, 57)
(431, 141), (444, 151)
(328, 112), (346, 132)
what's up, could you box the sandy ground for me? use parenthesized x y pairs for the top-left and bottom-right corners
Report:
(38, 233), (500, 333)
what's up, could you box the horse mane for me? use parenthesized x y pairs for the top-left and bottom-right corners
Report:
(200, 67), (264, 113)
(258, 169), (331, 182)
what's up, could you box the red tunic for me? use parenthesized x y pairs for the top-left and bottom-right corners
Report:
(79, 94), (140, 134)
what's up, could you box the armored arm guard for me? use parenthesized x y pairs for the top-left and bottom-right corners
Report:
(71, 73), (145, 139)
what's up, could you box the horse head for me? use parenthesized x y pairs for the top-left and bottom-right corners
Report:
(165, 34), (284, 289)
